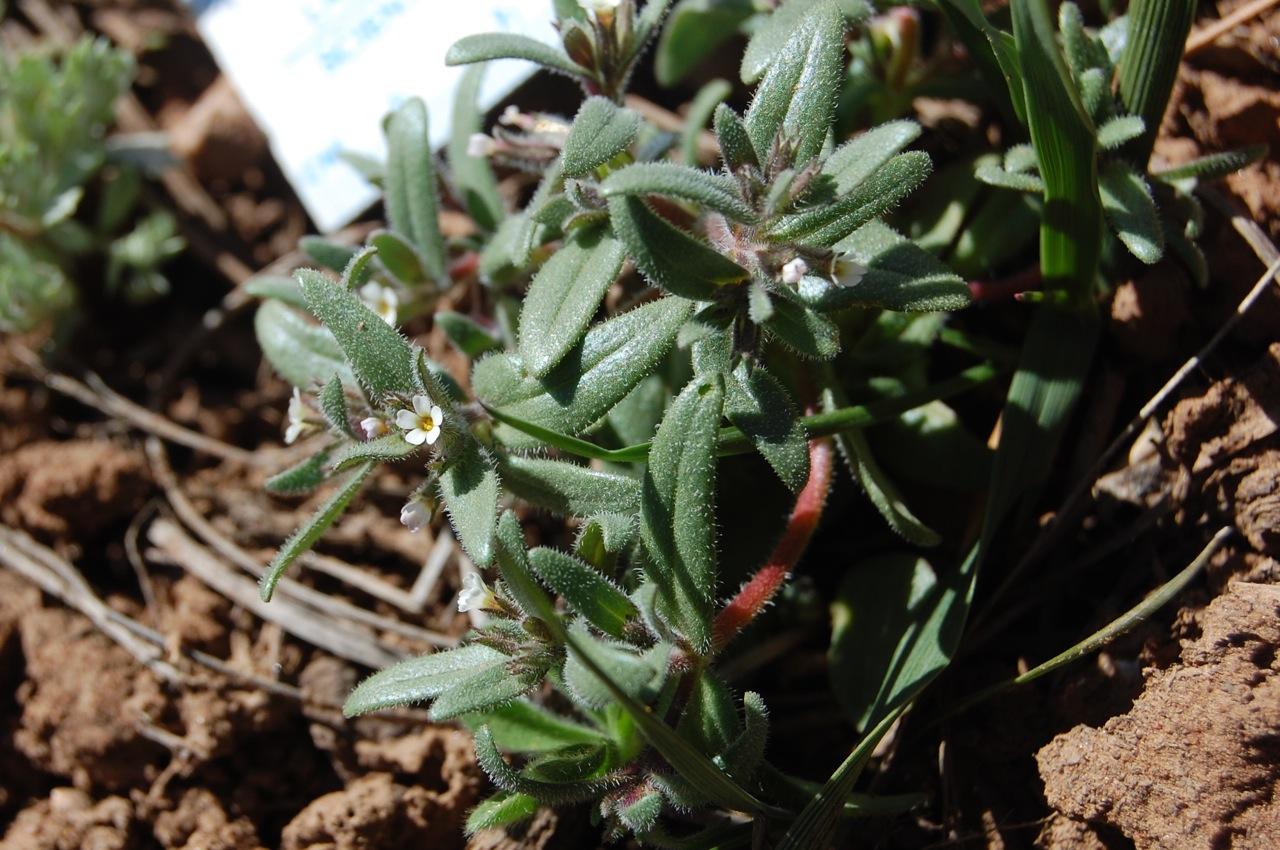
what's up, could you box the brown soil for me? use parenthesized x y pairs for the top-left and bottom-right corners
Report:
(1037, 583), (1280, 850)
(0, 2), (1277, 849)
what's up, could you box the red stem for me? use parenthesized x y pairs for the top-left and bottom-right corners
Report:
(712, 436), (834, 652)
(968, 265), (1041, 302)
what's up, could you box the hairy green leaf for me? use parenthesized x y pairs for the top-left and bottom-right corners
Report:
(300, 235), (358, 272)
(329, 434), (419, 471)
(264, 448), (333, 495)
(713, 103), (759, 172)
(744, 0), (845, 164)
(1100, 160), (1163, 265)
(602, 162), (755, 222)
(344, 644), (508, 716)
(563, 624), (669, 709)
(494, 511), (563, 633)
(261, 462), (373, 601)
(298, 269), (416, 402)
(657, 0), (753, 87)
(438, 437), (501, 566)
(474, 296), (693, 445)
(640, 375), (724, 653)
(741, 0), (868, 84)
(316, 378), (349, 440)
(764, 290), (840, 359)
(436, 310), (502, 357)
(607, 195), (747, 299)
(465, 791), (538, 835)
(431, 662), (544, 721)
(682, 78), (732, 166)
(823, 120), (922, 195)
(498, 455), (640, 518)
(449, 65), (504, 231)
(975, 162), (1044, 194)
(467, 700), (607, 754)
(473, 726), (613, 804)
(385, 98), (447, 282)
(529, 547), (638, 638)
(446, 33), (581, 76)
(562, 97), (642, 178)
(724, 361), (809, 493)
(768, 151), (932, 246)
(824, 220), (973, 313)
(519, 225), (626, 377)
(1096, 114), (1145, 151)
(1153, 144), (1268, 183)
(254, 299), (354, 390)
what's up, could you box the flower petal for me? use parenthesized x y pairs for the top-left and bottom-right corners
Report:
(405, 428), (428, 446)
(424, 424), (441, 446)
(412, 394), (432, 416)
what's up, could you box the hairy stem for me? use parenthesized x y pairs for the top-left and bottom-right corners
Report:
(712, 436), (834, 652)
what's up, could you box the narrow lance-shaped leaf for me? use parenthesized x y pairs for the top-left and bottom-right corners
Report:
(498, 454), (641, 518)
(385, 97), (447, 281)
(494, 511), (564, 635)
(562, 97), (642, 178)
(437, 437), (501, 566)
(518, 225), (626, 377)
(767, 151), (933, 247)
(446, 32), (581, 77)
(713, 103), (758, 172)
(473, 727), (613, 805)
(656, 0), (754, 88)
(823, 385), (940, 547)
(254, 299), (354, 391)
(640, 375), (724, 653)
(466, 792), (538, 835)
(741, 0), (868, 84)
(261, 462), (374, 601)
(744, 0), (845, 165)
(824, 220), (972, 313)
(602, 162), (756, 222)
(724, 360), (809, 493)
(329, 434), (419, 471)
(449, 64), (504, 232)
(370, 230), (430, 286)
(466, 699), (607, 754)
(431, 662), (544, 721)
(1152, 144), (1268, 183)
(763, 289), (840, 360)
(681, 78), (732, 166)
(607, 195), (747, 299)
(823, 119), (922, 194)
(319, 374), (353, 437)
(264, 448), (332, 495)
(298, 269), (416, 402)
(473, 296), (693, 445)
(1099, 160), (1164, 265)
(435, 310), (502, 357)
(344, 644), (509, 716)
(528, 547), (639, 639)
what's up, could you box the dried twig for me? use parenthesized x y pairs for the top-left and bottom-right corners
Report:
(0, 525), (183, 682)
(147, 517), (403, 669)
(12, 347), (265, 466)
(147, 438), (457, 648)
(1185, 0), (1280, 55)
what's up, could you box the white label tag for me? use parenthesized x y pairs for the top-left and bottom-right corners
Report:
(187, 0), (552, 232)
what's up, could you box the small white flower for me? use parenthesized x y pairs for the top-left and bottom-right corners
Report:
(499, 105), (522, 126)
(467, 132), (495, 158)
(359, 282), (398, 326)
(359, 416), (388, 440)
(400, 499), (431, 533)
(284, 388), (317, 445)
(780, 256), (809, 285)
(457, 572), (493, 613)
(394, 394), (443, 446)
(577, 0), (621, 12)
(831, 254), (867, 288)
